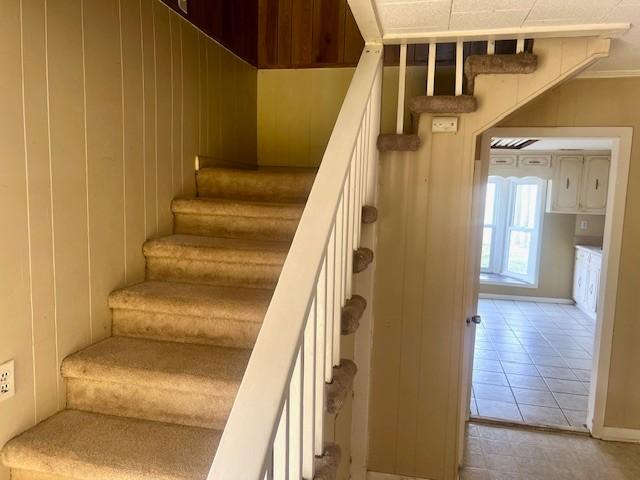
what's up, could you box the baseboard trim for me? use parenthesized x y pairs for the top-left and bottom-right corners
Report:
(367, 471), (433, 480)
(479, 293), (574, 304)
(600, 427), (640, 443)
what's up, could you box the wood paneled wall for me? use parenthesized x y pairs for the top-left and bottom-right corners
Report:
(0, 2), (256, 475)
(258, 0), (364, 68)
(162, 0), (259, 66)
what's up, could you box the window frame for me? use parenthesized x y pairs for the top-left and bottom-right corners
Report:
(481, 175), (547, 287)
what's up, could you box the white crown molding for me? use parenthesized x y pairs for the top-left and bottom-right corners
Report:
(577, 69), (640, 79)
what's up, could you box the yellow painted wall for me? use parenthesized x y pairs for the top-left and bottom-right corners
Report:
(366, 38), (610, 479)
(500, 77), (640, 429)
(0, 1), (256, 475)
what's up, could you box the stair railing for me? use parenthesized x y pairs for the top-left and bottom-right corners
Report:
(208, 45), (383, 480)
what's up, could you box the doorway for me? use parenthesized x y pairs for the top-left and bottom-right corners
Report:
(466, 127), (632, 437)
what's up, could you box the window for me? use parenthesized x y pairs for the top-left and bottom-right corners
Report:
(481, 176), (546, 285)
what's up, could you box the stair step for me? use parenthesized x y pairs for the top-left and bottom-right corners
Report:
(465, 53), (537, 93)
(1, 410), (218, 480)
(63, 336), (250, 429)
(109, 281), (272, 349)
(326, 359), (357, 415)
(172, 197), (304, 242)
(409, 95), (477, 114)
(353, 247), (374, 273)
(341, 295), (367, 335)
(314, 443), (341, 480)
(361, 205), (378, 224)
(144, 234), (289, 289)
(196, 166), (316, 203)
(377, 134), (421, 152)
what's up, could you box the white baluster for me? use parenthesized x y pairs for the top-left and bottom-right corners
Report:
(346, 162), (356, 298)
(302, 300), (316, 479)
(314, 264), (327, 457)
(487, 39), (495, 55)
(427, 42), (436, 96)
(273, 400), (289, 480)
(516, 37), (525, 53)
(325, 229), (335, 383)
(341, 183), (350, 304)
(455, 40), (463, 96)
(288, 350), (303, 480)
(396, 43), (407, 134)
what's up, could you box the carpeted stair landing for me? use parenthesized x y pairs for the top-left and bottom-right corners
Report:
(1, 166), (369, 480)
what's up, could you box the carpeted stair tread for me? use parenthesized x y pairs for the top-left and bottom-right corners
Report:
(325, 359), (357, 415)
(465, 53), (537, 93)
(109, 281), (271, 321)
(144, 234), (290, 263)
(341, 295), (367, 335)
(409, 95), (477, 114)
(62, 336), (249, 429)
(63, 336), (250, 395)
(314, 443), (341, 480)
(172, 197), (304, 241)
(353, 247), (374, 273)
(377, 134), (421, 152)
(1, 410), (219, 480)
(361, 205), (378, 224)
(196, 166), (316, 203)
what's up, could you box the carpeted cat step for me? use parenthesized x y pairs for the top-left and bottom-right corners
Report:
(361, 205), (378, 224)
(144, 234), (289, 289)
(409, 95), (477, 114)
(325, 359), (357, 414)
(353, 247), (374, 273)
(314, 443), (341, 480)
(465, 53), (537, 93)
(377, 134), (421, 152)
(0, 410), (219, 480)
(196, 166), (316, 203)
(341, 295), (367, 335)
(109, 281), (271, 349)
(62, 336), (250, 430)
(172, 197), (304, 242)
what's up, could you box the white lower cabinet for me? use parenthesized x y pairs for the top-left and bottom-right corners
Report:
(573, 246), (602, 318)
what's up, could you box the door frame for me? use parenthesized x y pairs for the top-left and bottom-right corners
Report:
(473, 126), (632, 439)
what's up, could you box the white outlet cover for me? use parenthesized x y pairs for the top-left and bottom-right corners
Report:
(0, 359), (15, 401)
(432, 116), (458, 133)
(580, 220), (589, 230)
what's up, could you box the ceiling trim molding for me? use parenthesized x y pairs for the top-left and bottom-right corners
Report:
(382, 22), (630, 44)
(577, 69), (640, 79)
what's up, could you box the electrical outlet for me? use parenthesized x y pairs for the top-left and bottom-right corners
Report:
(0, 360), (15, 402)
(580, 220), (589, 231)
(432, 116), (458, 133)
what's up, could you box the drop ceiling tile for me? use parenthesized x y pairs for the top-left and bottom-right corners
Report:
(450, 9), (529, 29)
(452, 0), (535, 14)
(526, 0), (621, 22)
(378, 1), (452, 30)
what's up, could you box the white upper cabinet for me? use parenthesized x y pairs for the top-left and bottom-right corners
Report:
(547, 155), (610, 215)
(581, 156), (610, 214)
(548, 155), (583, 212)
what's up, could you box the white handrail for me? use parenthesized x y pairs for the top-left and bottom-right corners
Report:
(208, 45), (383, 480)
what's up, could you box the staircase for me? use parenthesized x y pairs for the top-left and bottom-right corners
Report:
(0, 166), (374, 480)
(378, 46), (538, 152)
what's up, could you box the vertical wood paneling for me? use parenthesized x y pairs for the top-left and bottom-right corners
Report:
(141, 0), (158, 236)
(83, 0), (126, 341)
(47, 0), (92, 376)
(20, 0), (59, 421)
(0, 0), (37, 457)
(153, 2), (173, 234)
(120, 0), (146, 283)
(0, 3), (257, 475)
(291, 0), (314, 66)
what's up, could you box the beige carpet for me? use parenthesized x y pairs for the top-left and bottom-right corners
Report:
(1, 166), (369, 480)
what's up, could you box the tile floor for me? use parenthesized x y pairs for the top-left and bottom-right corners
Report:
(462, 422), (640, 479)
(470, 299), (595, 429)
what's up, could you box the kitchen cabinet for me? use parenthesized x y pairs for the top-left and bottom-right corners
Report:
(573, 246), (602, 319)
(547, 155), (610, 215)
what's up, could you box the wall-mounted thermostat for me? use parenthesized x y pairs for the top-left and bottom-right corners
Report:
(432, 117), (458, 133)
